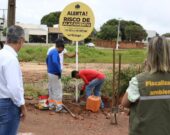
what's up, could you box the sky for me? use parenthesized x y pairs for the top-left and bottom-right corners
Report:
(0, 0), (170, 34)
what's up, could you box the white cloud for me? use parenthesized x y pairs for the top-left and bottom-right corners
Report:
(0, 0), (170, 34)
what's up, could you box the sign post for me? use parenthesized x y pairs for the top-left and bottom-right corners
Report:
(75, 41), (79, 102)
(59, 1), (95, 102)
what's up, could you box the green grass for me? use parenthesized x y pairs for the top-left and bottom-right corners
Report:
(19, 44), (48, 62)
(24, 83), (48, 99)
(18, 44), (147, 64)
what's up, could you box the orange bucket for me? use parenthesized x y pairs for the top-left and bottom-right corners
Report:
(86, 95), (101, 112)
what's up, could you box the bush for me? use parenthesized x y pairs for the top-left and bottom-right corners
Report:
(101, 72), (113, 97)
(118, 65), (143, 95)
(101, 65), (144, 97)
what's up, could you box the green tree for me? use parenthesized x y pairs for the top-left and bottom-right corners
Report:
(125, 25), (147, 41)
(97, 24), (117, 40)
(84, 28), (97, 43)
(162, 33), (170, 37)
(41, 11), (61, 27)
(97, 19), (147, 41)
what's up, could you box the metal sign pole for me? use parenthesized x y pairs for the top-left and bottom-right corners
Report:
(59, 2), (95, 103)
(76, 41), (79, 102)
(111, 49), (117, 125)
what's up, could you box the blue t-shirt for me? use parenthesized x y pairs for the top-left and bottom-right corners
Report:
(46, 48), (61, 76)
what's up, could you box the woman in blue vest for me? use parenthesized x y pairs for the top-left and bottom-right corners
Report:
(122, 36), (170, 135)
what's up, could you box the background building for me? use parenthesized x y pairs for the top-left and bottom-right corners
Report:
(17, 23), (48, 43)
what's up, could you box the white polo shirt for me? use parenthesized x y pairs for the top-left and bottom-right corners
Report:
(0, 45), (25, 107)
(126, 77), (140, 102)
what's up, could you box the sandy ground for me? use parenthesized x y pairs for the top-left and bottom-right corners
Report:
(19, 62), (129, 135)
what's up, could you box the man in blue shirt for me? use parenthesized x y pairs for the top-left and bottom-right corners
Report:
(46, 39), (65, 112)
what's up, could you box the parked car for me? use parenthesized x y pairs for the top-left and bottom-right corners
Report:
(86, 42), (95, 48)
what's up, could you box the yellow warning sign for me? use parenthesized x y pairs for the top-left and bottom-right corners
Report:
(59, 2), (95, 41)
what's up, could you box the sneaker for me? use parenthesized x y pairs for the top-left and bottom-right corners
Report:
(55, 105), (63, 113)
(49, 104), (56, 110)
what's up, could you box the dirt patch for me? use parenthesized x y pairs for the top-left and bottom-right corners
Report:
(19, 104), (129, 135)
(21, 62), (47, 83)
(20, 62), (129, 135)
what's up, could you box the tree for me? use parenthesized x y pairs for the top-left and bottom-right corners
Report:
(125, 25), (147, 41)
(97, 24), (118, 40)
(162, 33), (170, 37)
(97, 19), (147, 41)
(84, 28), (97, 43)
(41, 11), (61, 27)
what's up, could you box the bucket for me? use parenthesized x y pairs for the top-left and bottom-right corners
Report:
(86, 95), (101, 112)
(35, 95), (49, 110)
(38, 95), (49, 107)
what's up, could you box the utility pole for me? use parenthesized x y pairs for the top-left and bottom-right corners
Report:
(7, 0), (16, 27)
(116, 18), (121, 50)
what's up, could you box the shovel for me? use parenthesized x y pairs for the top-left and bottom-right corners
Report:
(62, 104), (78, 119)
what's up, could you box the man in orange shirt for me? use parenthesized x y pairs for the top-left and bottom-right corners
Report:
(71, 69), (105, 108)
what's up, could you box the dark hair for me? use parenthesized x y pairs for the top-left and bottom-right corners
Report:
(0, 41), (4, 49)
(55, 39), (65, 48)
(71, 70), (78, 78)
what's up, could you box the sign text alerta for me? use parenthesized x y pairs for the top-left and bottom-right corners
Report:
(59, 2), (95, 41)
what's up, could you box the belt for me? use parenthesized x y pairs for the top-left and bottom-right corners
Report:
(0, 98), (11, 101)
(54, 73), (60, 76)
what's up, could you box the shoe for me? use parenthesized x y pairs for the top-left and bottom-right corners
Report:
(55, 105), (63, 113)
(49, 104), (56, 110)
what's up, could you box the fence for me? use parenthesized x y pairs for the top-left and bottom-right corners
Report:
(95, 39), (145, 49)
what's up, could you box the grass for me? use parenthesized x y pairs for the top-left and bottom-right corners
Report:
(19, 44), (48, 62)
(24, 83), (48, 99)
(18, 44), (147, 64)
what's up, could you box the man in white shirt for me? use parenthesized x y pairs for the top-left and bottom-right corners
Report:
(47, 44), (75, 71)
(0, 25), (26, 135)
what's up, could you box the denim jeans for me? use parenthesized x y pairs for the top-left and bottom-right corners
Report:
(85, 79), (105, 108)
(0, 98), (21, 135)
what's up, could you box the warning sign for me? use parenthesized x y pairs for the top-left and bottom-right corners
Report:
(59, 2), (95, 41)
